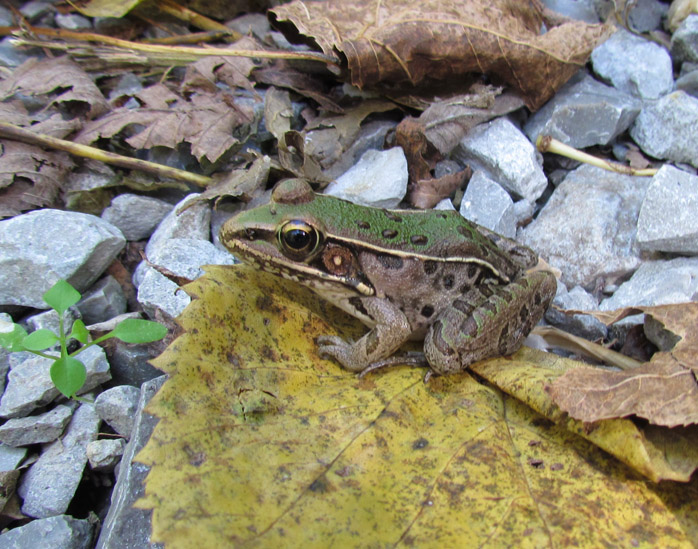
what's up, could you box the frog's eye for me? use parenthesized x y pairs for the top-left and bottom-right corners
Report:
(277, 220), (323, 260)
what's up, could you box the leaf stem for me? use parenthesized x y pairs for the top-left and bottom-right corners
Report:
(0, 122), (213, 187)
(536, 135), (658, 177)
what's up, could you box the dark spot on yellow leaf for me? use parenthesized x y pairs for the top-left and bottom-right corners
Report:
(412, 437), (429, 450)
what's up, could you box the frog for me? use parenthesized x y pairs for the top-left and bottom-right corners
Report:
(219, 178), (556, 377)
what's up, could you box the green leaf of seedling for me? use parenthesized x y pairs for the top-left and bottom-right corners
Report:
(69, 319), (89, 345)
(0, 321), (28, 352)
(111, 319), (168, 343)
(50, 356), (87, 398)
(43, 280), (81, 315)
(22, 329), (59, 351)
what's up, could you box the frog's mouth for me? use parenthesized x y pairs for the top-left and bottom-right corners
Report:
(224, 236), (375, 297)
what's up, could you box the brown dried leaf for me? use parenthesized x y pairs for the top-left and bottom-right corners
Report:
(75, 85), (254, 164)
(181, 37), (264, 94)
(302, 100), (399, 170)
(0, 57), (108, 119)
(270, 0), (615, 110)
(0, 141), (74, 218)
(420, 88), (526, 154)
(395, 116), (470, 208)
(548, 303), (698, 427)
(263, 87), (293, 143)
(254, 63), (343, 113)
(177, 155), (271, 213)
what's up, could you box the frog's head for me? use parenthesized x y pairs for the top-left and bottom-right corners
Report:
(220, 179), (374, 296)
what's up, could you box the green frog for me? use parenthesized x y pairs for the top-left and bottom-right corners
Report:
(220, 179), (556, 377)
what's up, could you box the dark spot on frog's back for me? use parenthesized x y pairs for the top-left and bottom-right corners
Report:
(382, 229), (398, 239)
(423, 261), (438, 275)
(443, 274), (455, 289)
(410, 234), (428, 246)
(384, 211), (403, 223)
(378, 254), (403, 269)
(420, 304), (434, 318)
(356, 220), (370, 230)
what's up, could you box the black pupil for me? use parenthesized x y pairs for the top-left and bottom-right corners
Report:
(285, 228), (312, 250)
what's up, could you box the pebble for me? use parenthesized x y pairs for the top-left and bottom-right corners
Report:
(101, 194), (173, 241)
(136, 238), (235, 318)
(325, 147), (408, 208)
(459, 170), (516, 238)
(95, 385), (141, 439)
(0, 345), (110, 419)
(591, 28), (674, 100)
(671, 15), (698, 65)
(636, 165), (698, 253)
(0, 514), (93, 549)
(96, 376), (165, 549)
(545, 285), (608, 341)
(87, 439), (125, 472)
(0, 404), (73, 447)
(542, 0), (599, 23)
(76, 275), (127, 325)
(145, 194), (211, 258)
(524, 72), (640, 148)
(454, 118), (547, 202)
(521, 165), (649, 288)
(18, 403), (100, 518)
(104, 341), (165, 387)
(600, 257), (698, 311)
(630, 91), (698, 168)
(0, 444), (27, 471)
(0, 210), (125, 309)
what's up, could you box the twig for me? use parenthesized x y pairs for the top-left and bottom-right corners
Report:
(0, 122), (213, 187)
(1, 24), (339, 65)
(536, 135), (657, 176)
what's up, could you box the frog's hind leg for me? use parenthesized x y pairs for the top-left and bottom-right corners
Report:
(424, 271), (556, 375)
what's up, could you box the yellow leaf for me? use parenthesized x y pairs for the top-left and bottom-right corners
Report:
(136, 265), (698, 547)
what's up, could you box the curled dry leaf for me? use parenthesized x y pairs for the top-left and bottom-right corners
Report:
(270, 0), (615, 110)
(0, 57), (108, 120)
(75, 84), (254, 164)
(395, 117), (470, 208)
(177, 155), (271, 213)
(136, 265), (697, 547)
(548, 303), (698, 428)
(0, 141), (74, 218)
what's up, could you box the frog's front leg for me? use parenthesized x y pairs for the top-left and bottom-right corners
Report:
(317, 296), (413, 372)
(424, 271), (556, 375)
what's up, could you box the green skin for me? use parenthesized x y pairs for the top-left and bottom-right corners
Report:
(220, 179), (556, 376)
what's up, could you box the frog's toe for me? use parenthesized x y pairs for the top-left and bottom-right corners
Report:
(316, 335), (349, 347)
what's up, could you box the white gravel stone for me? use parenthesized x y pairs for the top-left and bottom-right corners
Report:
(454, 118), (548, 201)
(325, 147), (408, 208)
(0, 210), (125, 309)
(636, 165), (698, 253)
(630, 92), (698, 168)
(18, 403), (100, 518)
(591, 28), (674, 100)
(94, 385), (140, 439)
(0, 514), (93, 549)
(101, 194), (173, 241)
(87, 439), (125, 472)
(0, 404), (73, 447)
(145, 193), (210, 258)
(459, 171), (516, 238)
(521, 165), (649, 288)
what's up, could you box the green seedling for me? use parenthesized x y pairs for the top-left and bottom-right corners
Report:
(0, 280), (168, 399)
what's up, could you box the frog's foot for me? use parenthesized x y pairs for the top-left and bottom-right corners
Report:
(357, 352), (428, 378)
(317, 296), (413, 373)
